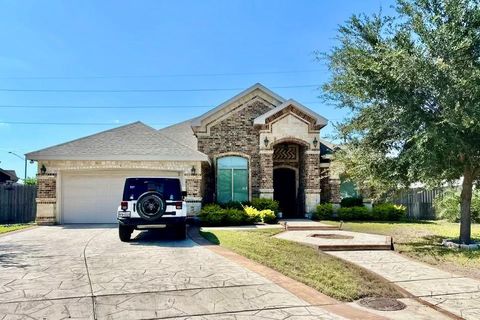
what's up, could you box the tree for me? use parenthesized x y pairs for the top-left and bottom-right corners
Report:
(322, 0), (480, 244)
(23, 177), (37, 185)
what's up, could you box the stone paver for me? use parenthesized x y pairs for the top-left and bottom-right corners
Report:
(275, 230), (391, 248)
(0, 226), (345, 320)
(329, 250), (480, 320)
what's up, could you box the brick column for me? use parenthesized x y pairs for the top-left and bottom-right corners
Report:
(303, 151), (321, 214)
(258, 150), (274, 200)
(185, 174), (202, 216)
(36, 174), (57, 225)
(329, 178), (341, 204)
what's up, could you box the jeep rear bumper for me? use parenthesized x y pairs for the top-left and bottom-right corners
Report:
(118, 217), (186, 227)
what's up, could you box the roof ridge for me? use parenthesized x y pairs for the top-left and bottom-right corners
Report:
(26, 121), (154, 157)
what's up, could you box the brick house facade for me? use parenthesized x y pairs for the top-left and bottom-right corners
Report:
(28, 84), (339, 224)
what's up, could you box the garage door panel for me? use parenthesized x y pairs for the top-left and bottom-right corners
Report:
(61, 171), (178, 223)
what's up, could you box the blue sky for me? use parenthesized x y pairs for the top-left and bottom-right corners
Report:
(0, 0), (395, 179)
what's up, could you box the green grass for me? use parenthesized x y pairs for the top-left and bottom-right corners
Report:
(0, 224), (32, 234)
(322, 220), (480, 278)
(200, 228), (403, 302)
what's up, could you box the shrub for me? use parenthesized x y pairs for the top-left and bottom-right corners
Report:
(434, 189), (480, 223)
(221, 201), (251, 210)
(260, 209), (277, 224)
(243, 206), (262, 223)
(199, 204), (226, 226)
(337, 206), (370, 221)
(243, 206), (277, 224)
(340, 196), (363, 208)
(372, 203), (406, 221)
(251, 198), (279, 213)
(313, 203), (334, 220)
(199, 204), (254, 226)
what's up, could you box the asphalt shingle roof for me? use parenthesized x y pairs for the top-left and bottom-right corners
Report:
(26, 121), (208, 161)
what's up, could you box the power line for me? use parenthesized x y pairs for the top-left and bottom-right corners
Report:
(0, 69), (327, 80)
(0, 121), (174, 126)
(0, 119), (342, 126)
(0, 101), (323, 109)
(0, 84), (320, 93)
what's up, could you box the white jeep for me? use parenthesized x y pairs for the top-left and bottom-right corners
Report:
(117, 177), (187, 242)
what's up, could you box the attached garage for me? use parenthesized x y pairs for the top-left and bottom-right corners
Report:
(26, 122), (209, 225)
(60, 170), (180, 223)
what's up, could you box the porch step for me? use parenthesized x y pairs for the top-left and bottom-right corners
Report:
(317, 244), (393, 251)
(284, 225), (340, 231)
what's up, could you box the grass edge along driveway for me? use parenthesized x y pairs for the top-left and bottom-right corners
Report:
(200, 228), (403, 302)
(322, 220), (480, 279)
(0, 224), (33, 234)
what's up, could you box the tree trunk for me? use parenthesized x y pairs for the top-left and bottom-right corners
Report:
(459, 167), (474, 244)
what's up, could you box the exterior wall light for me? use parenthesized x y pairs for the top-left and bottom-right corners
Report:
(313, 137), (318, 148)
(191, 165), (196, 175)
(40, 164), (47, 175)
(264, 136), (269, 147)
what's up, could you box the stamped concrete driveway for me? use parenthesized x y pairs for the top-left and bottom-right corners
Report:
(0, 226), (343, 320)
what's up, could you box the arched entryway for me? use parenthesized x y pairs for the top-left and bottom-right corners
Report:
(273, 167), (298, 217)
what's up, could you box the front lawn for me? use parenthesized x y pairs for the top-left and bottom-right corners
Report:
(200, 228), (403, 301)
(322, 220), (480, 279)
(0, 224), (32, 234)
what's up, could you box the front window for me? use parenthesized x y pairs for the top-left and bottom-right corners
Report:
(216, 156), (249, 203)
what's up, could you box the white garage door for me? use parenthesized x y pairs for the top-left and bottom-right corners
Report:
(61, 170), (180, 223)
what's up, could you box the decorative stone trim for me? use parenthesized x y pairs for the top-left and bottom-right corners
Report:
(259, 150), (274, 154)
(36, 216), (56, 225)
(305, 189), (321, 193)
(259, 189), (274, 193)
(36, 198), (56, 204)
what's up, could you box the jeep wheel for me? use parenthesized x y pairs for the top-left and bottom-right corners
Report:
(119, 225), (133, 242)
(175, 223), (187, 240)
(137, 191), (166, 221)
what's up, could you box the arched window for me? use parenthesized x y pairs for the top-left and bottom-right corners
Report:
(216, 156), (249, 203)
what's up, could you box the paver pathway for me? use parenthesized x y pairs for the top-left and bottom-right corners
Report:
(329, 250), (480, 320)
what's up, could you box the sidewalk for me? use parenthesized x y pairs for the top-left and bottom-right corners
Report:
(328, 250), (480, 320)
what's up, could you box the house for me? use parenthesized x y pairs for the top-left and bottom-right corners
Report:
(26, 83), (340, 224)
(0, 169), (19, 184)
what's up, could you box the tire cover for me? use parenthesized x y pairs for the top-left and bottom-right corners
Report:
(137, 192), (166, 221)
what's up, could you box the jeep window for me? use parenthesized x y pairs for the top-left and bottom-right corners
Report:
(123, 178), (181, 201)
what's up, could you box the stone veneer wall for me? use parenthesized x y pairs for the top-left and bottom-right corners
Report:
(196, 100), (272, 200)
(303, 151), (321, 214)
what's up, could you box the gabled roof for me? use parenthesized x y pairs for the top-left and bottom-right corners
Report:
(0, 169), (18, 182)
(191, 83), (285, 128)
(253, 99), (328, 127)
(26, 122), (208, 161)
(158, 118), (197, 150)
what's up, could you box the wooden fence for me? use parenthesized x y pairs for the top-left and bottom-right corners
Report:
(392, 187), (446, 219)
(0, 184), (37, 223)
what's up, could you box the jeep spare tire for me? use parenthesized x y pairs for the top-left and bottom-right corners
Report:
(136, 191), (166, 221)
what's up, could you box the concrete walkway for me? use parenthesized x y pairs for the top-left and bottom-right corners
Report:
(0, 226), (347, 320)
(275, 229), (392, 250)
(329, 250), (480, 320)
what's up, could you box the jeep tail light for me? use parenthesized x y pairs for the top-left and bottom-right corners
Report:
(175, 201), (182, 210)
(121, 201), (128, 211)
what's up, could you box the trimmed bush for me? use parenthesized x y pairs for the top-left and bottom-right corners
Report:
(340, 196), (364, 208)
(434, 189), (480, 223)
(199, 204), (253, 226)
(260, 209), (277, 224)
(372, 203), (407, 221)
(337, 206), (370, 220)
(221, 201), (251, 210)
(313, 203), (334, 220)
(251, 198), (279, 213)
(243, 206), (277, 224)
